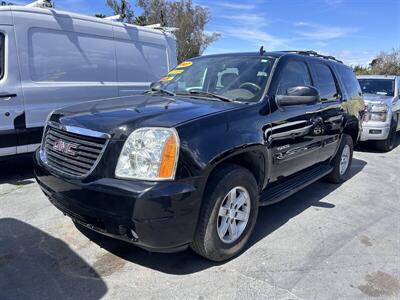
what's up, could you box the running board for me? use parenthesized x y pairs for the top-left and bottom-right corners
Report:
(259, 164), (333, 206)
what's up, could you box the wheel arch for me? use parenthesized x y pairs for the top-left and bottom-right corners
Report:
(205, 147), (268, 193)
(343, 118), (360, 145)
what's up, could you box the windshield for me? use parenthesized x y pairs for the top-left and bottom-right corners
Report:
(154, 56), (275, 103)
(358, 79), (395, 97)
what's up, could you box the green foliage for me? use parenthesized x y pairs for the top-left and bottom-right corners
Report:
(353, 48), (400, 76)
(370, 48), (400, 75)
(106, 0), (135, 23)
(107, 0), (219, 63)
(353, 65), (370, 75)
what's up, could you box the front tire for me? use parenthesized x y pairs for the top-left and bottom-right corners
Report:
(376, 121), (397, 152)
(191, 164), (259, 262)
(325, 134), (354, 184)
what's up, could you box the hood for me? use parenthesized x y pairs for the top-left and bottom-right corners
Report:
(363, 93), (394, 106)
(51, 94), (240, 139)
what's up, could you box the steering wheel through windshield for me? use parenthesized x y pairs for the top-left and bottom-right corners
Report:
(239, 82), (262, 93)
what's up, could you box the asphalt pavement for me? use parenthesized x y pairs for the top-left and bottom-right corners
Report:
(0, 137), (399, 300)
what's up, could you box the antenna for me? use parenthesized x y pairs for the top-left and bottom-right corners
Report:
(26, 0), (53, 8)
(259, 46), (266, 55)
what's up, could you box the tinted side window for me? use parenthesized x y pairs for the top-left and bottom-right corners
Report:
(276, 60), (311, 95)
(310, 63), (339, 101)
(337, 66), (361, 99)
(0, 33), (4, 80)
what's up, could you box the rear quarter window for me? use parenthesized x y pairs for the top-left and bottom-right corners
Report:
(0, 33), (4, 80)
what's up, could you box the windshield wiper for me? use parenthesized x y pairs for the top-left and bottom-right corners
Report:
(146, 88), (176, 97)
(177, 90), (233, 102)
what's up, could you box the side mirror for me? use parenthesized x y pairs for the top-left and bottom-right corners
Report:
(276, 86), (321, 106)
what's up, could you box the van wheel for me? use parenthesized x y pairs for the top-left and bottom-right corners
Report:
(325, 134), (353, 184)
(376, 121), (397, 152)
(191, 164), (259, 262)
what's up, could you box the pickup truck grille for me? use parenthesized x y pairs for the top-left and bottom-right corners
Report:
(43, 126), (107, 177)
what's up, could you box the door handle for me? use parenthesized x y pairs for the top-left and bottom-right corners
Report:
(0, 93), (17, 100)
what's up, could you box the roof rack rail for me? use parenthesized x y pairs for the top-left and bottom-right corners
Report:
(282, 50), (343, 64)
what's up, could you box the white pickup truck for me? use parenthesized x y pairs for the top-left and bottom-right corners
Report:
(358, 75), (400, 151)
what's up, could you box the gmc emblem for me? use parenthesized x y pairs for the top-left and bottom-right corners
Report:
(53, 139), (78, 156)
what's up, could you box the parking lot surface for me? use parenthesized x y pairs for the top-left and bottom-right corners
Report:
(1, 139), (399, 300)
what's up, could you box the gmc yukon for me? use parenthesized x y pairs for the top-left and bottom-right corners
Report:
(34, 50), (364, 261)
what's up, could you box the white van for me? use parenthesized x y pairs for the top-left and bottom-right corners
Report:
(0, 5), (177, 158)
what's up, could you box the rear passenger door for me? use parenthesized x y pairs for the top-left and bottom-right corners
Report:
(268, 58), (323, 180)
(309, 61), (343, 162)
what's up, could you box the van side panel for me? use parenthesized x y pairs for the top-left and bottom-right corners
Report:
(0, 8), (13, 25)
(113, 24), (176, 96)
(13, 10), (118, 132)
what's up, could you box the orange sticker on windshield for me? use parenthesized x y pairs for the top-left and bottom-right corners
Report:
(168, 69), (184, 75)
(176, 61), (193, 68)
(160, 76), (174, 81)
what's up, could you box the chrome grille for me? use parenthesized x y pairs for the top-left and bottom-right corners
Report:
(43, 126), (108, 177)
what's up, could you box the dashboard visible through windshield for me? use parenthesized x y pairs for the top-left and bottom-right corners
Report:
(155, 56), (276, 103)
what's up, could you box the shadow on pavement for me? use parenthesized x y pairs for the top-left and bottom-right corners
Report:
(356, 132), (400, 153)
(75, 158), (367, 275)
(0, 218), (107, 300)
(0, 155), (35, 185)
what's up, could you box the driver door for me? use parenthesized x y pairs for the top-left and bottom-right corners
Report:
(267, 58), (323, 181)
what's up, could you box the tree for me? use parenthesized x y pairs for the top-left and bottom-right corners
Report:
(369, 48), (400, 75)
(353, 65), (370, 76)
(106, 0), (135, 23)
(102, 0), (218, 62)
(136, 0), (219, 62)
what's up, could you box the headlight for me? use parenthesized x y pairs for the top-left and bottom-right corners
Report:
(370, 103), (388, 113)
(365, 104), (388, 122)
(115, 127), (179, 180)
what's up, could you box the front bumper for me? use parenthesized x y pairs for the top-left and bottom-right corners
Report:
(33, 150), (204, 253)
(360, 122), (391, 141)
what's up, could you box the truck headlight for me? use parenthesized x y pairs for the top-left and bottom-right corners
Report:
(366, 104), (388, 122)
(115, 127), (179, 180)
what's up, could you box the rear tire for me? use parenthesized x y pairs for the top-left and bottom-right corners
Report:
(376, 121), (396, 152)
(191, 164), (259, 262)
(325, 134), (353, 184)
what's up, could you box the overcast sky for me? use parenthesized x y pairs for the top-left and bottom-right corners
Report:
(16, 0), (400, 66)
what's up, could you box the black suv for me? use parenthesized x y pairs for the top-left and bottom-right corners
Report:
(34, 50), (364, 261)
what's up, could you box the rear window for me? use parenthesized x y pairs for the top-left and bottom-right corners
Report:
(0, 33), (4, 80)
(358, 79), (395, 97)
(336, 66), (362, 99)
